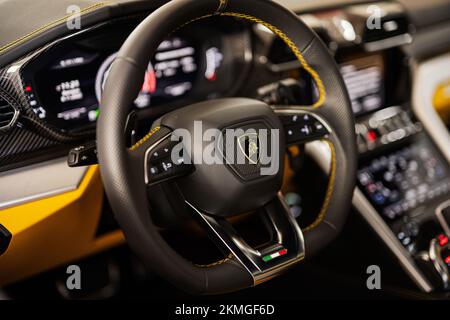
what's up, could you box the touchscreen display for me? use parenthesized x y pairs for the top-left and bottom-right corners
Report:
(357, 136), (450, 220)
(339, 54), (385, 116)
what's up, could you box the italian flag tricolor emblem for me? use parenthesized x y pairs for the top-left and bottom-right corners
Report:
(262, 248), (287, 262)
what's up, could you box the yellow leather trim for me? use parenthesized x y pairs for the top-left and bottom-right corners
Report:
(303, 140), (336, 232)
(0, 166), (124, 286)
(0, 2), (111, 56)
(129, 126), (161, 151)
(434, 80), (450, 125)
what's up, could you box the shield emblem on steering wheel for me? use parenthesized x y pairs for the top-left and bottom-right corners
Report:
(237, 133), (260, 165)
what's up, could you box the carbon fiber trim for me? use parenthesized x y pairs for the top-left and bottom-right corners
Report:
(0, 14), (153, 172)
(0, 55), (88, 172)
(0, 95), (19, 132)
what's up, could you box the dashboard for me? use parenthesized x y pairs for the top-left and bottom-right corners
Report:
(0, 3), (415, 172)
(18, 12), (400, 137)
(19, 15), (394, 135)
(0, 0), (449, 297)
(21, 17), (250, 132)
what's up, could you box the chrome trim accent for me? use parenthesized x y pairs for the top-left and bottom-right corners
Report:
(0, 157), (88, 210)
(429, 238), (450, 290)
(186, 192), (305, 285)
(369, 105), (405, 122)
(436, 200), (450, 237)
(364, 33), (412, 52)
(412, 53), (450, 164)
(353, 188), (433, 292)
(186, 201), (256, 280)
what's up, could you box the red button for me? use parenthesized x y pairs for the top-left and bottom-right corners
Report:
(367, 130), (377, 142)
(438, 234), (449, 246)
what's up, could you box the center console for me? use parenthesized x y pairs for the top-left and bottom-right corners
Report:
(259, 1), (450, 293)
(321, 7), (450, 291)
(355, 108), (450, 291)
(322, 13), (450, 291)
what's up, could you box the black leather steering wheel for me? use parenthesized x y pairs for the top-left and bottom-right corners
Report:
(97, 0), (357, 295)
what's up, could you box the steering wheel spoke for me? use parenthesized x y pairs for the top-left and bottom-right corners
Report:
(186, 192), (305, 283)
(274, 107), (331, 146)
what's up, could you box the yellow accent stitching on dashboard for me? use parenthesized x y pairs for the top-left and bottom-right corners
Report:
(129, 126), (161, 151)
(0, 2), (111, 55)
(304, 141), (336, 232)
(221, 12), (326, 108)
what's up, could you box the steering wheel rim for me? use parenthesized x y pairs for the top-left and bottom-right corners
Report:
(97, 0), (357, 295)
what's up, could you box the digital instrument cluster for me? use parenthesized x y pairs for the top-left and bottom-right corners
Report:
(95, 38), (202, 109)
(23, 35), (226, 131)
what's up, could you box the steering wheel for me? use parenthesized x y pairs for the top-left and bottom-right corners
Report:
(97, 0), (357, 295)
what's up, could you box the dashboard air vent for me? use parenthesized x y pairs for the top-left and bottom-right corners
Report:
(0, 96), (18, 131)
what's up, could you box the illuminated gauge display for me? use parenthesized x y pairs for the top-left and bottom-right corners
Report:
(95, 53), (157, 109)
(95, 38), (199, 111)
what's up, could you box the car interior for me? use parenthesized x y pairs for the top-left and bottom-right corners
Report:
(1, 0), (450, 301)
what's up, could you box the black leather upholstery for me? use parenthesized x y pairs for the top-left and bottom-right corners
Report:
(300, 37), (357, 255)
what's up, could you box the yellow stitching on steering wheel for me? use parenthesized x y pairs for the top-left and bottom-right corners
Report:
(303, 140), (336, 232)
(220, 12), (326, 109)
(129, 126), (161, 151)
